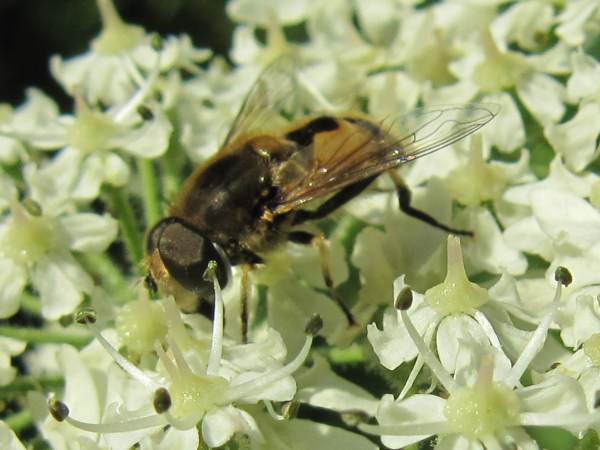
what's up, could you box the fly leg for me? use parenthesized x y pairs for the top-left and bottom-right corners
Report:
(388, 170), (472, 236)
(240, 263), (252, 344)
(288, 231), (356, 326)
(292, 176), (376, 225)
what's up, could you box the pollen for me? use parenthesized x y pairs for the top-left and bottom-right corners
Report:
(168, 373), (229, 423)
(444, 382), (521, 440)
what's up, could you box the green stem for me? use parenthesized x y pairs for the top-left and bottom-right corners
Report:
(326, 343), (366, 364)
(0, 326), (92, 347)
(5, 410), (32, 433)
(161, 141), (185, 204)
(104, 186), (144, 270)
(20, 292), (41, 316)
(0, 376), (63, 399)
(137, 158), (162, 227)
(79, 252), (130, 304)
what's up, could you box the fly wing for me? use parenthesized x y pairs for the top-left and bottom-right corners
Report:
(272, 104), (499, 214)
(222, 56), (302, 147)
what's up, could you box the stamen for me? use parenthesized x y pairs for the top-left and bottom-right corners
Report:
(165, 334), (194, 378)
(49, 395), (167, 432)
(206, 261), (224, 376)
(519, 412), (600, 428)
(359, 421), (449, 436)
(65, 413), (166, 433)
(473, 310), (502, 350)
(398, 354), (424, 400)
(112, 50), (161, 123)
(223, 316), (320, 402)
(77, 309), (160, 390)
(264, 400), (285, 421)
(162, 297), (190, 347)
(397, 297), (456, 393)
(504, 270), (565, 388)
(296, 70), (340, 112)
(154, 341), (179, 382)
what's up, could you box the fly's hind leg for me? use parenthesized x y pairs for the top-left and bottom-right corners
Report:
(292, 176), (376, 225)
(288, 231), (356, 326)
(388, 170), (472, 236)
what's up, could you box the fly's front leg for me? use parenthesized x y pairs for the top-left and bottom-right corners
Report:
(288, 230), (356, 326)
(388, 170), (472, 236)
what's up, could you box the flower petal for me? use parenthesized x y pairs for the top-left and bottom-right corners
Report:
(202, 406), (256, 448)
(0, 258), (26, 319)
(32, 252), (93, 319)
(60, 213), (118, 253)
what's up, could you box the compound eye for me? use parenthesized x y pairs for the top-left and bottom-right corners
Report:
(156, 219), (230, 297)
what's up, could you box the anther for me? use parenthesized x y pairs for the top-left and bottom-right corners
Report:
(153, 387), (172, 414)
(22, 198), (42, 216)
(48, 398), (70, 422)
(305, 314), (323, 336)
(203, 260), (218, 281)
(74, 307), (97, 325)
(554, 266), (572, 287)
(150, 33), (163, 51)
(394, 287), (413, 311)
(137, 105), (154, 121)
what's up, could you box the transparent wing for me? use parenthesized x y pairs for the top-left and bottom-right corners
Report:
(273, 103), (499, 214)
(222, 56), (301, 147)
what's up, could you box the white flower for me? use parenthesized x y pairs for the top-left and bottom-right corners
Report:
(50, 0), (210, 105)
(362, 267), (597, 449)
(0, 201), (117, 319)
(367, 235), (526, 387)
(555, 0), (600, 47)
(544, 101), (600, 172)
(505, 187), (600, 290)
(9, 84), (172, 207)
(47, 271), (323, 448)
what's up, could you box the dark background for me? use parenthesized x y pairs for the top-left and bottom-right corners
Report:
(0, 0), (233, 108)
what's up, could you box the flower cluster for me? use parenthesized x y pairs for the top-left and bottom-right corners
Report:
(0, 0), (599, 449)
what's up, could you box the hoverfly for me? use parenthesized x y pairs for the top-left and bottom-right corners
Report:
(146, 57), (498, 337)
